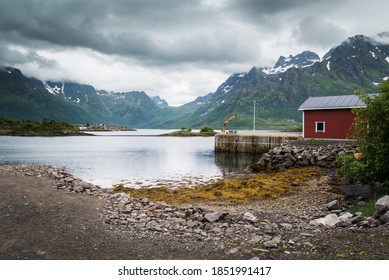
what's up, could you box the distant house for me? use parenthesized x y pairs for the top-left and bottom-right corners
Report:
(298, 94), (369, 139)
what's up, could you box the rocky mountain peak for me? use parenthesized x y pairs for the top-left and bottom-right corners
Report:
(262, 50), (320, 75)
(151, 96), (169, 108)
(340, 34), (378, 49)
(274, 51), (320, 69)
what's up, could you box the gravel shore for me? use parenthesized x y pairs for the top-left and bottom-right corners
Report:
(1, 164), (388, 260)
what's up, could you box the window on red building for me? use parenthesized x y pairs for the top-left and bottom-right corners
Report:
(315, 121), (325, 133)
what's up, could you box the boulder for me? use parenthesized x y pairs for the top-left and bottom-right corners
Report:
(282, 147), (292, 154)
(375, 195), (389, 214)
(243, 212), (257, 223)
(338, 212), (353, 221)
(366, 217), (381, 227)
(326, 200), (340, 211)
(379, 211), (389, 224)
(273, 147), (282, 155)
(204, 212), (223, 223)
(282, 160), (294, 168)
(349, 215), (365, 224)
(310, 214), (340, 227)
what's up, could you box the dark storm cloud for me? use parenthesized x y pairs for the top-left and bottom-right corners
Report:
(0, 0), (250, 66)
(1, 0), (387, 106)
(227, 0), (314, 15)
(0, 0), (353, 67)
(0, 43), (57, 68)
(224, 0), (345, 25)
(293, 16), (347, 48)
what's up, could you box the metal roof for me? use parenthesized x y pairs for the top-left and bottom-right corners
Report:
(298, 94), (370, 111)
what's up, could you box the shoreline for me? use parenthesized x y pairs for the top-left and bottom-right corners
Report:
(1, 164), (389, 259)
(0, 132), (93, 137)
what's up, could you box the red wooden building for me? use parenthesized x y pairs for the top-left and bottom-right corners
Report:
(298, 95), (367, 139)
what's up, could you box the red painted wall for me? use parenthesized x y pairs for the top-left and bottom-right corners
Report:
(303, 109), (356, 139)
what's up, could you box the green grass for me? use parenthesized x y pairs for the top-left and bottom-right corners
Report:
(349, 197), (379, 217)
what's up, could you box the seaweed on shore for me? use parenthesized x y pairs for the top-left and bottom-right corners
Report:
(114, 166), (322, 205)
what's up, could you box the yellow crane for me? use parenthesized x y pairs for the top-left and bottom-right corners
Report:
(221, 114), (237, 134)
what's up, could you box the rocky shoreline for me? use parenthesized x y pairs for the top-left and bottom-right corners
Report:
(2, 163), (389, 259)
(251, 140), (357, 171)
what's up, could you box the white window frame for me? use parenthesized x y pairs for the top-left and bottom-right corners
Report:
(315, 121), (325, 133)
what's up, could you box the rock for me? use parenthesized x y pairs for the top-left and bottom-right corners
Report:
(280, 223), (293, 230)
(137, 213), (148, 220)
(282, 160), (294, 168)
(73, 185), (84, 193)
(251, 142), (355, 171)
(357, 201), (367, 206)
(335, 220), (352, 227)
(326, 200), (340, 211)
(187, 220), (200, 228)
(310, 214), (340, 227)
(366, 217), (381, 227)
(263, 236), (282, 248)
(349, 215), (365, 224)
(243, 212), (257, 223)
(317, 155), (328, 161)
(282, 147), (292, 154)
(300, 232), (315, 237)
(141, 198), (149, 205)
(338, 212), (353, 221)
(375, 195), (389, 214)
(262, 153), (271, 160)
(379, 211), (389, 224)
(228, 247), (240, 254)
(63, 177), (75, 187)
(273, 147), (282, 155)
(204, 212), (223, 223)
(249, 235), (263, 245)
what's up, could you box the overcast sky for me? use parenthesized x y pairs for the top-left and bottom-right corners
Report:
(1, 0), (388, 106)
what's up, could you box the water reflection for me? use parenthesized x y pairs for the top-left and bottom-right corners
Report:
(214, 152), (261, 175)
(0, 133), (263, 188)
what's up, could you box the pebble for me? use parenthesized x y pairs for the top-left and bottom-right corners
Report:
(3, 163), (387, 259)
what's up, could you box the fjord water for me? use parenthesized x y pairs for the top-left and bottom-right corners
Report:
(0, 130), (261, 188)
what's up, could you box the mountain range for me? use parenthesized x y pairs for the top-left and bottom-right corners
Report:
(1, 34), (389, 129)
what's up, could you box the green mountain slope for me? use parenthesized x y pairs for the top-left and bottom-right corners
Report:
(175, 35), (389, 130)
(1, 34), (389, 130)
(0, 67), (97, 123)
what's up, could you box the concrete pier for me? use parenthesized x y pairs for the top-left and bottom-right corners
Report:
(215, 134), (301, 153)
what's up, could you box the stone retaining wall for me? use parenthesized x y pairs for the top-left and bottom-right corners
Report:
(215, 134), (299, 153)
(251, 141), (357, 172)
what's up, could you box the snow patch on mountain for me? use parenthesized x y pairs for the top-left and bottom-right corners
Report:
(43, 81), (62, 95)
(223, 85), (233, 93)
(262, 51), (320, 75)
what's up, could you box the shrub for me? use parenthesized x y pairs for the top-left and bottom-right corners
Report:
(338, 80), (389, 192)
(200, 126), (214, 134)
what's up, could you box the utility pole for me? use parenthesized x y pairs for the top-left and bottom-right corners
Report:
(252, 101), (257, 131)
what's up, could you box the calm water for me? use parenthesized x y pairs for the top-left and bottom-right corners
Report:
(0, 130), (263, 188)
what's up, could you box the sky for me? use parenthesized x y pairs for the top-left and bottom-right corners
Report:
(0, 0), (388, 106)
